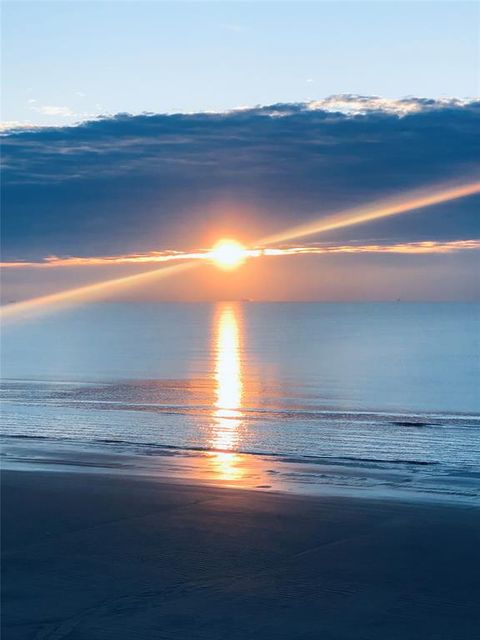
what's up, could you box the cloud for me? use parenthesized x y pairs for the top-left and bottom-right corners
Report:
(307, 94), (474, 116)
(2, 96), (479, 261)
(34, 105), (74, 117)
(2, 240), (478, 270)
(0, 121), (44, 133)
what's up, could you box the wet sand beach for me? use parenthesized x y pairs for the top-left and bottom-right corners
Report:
(2, 468), (479, 640)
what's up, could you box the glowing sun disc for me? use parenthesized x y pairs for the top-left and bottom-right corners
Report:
(210, 239), (247, 270)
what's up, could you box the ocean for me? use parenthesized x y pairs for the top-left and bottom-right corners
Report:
(2, 302), (479, 500)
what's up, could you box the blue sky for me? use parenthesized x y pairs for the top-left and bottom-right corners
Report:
(2, 1), (479, 127)
(1, 2), (479, 301)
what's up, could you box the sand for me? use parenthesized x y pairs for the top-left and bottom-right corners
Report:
(2, 468), (479, 640)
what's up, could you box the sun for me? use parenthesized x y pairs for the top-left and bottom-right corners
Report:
(210, 239), (247, 270)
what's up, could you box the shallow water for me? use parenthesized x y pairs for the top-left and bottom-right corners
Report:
(2, 302), (479, 498)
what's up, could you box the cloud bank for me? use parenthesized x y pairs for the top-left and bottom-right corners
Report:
(2, 96), (479, 262)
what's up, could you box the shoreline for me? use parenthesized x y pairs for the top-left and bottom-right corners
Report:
(2, 466), (480, 639)
(2, 435), (479, 506)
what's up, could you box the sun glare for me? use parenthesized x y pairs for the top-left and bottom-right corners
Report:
(210, 239), (247, 270)
(210, 303), (244, 480)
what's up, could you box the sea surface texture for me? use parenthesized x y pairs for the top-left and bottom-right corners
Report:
(2, 303), (479, 500)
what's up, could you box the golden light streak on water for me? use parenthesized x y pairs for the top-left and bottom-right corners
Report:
(0, 261), (196, 323)
(258, 181), (480, 247)
(209, 303), (245, 480)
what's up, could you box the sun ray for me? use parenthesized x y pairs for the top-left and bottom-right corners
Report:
(1, 261), (196, 323)
(1, 179), (479, 323)
(257, 181), (480, 247)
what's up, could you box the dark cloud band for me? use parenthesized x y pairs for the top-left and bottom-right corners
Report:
(2, 97), (479, 260)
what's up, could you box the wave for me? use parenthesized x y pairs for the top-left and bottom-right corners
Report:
(2, 397), (479, 429)
(0, 433), (442, 468)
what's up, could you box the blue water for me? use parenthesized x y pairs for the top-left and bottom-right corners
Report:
(1, 303), (480, 474)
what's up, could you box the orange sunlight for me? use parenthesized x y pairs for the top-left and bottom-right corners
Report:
(210, 239), (248, 270)
(258, 180), (480, 246)
(209, 303), (244, 480)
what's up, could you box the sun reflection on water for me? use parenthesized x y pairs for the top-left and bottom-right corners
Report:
(209, 303), (244, 480)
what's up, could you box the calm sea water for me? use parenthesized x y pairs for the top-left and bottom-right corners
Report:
(2, 302), (480, 497)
